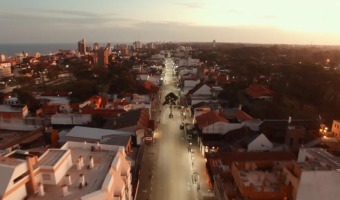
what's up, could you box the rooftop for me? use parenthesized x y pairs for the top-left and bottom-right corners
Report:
(36, 149), (67, 167)
(299, 148), (340, 170)
(36, 96), (70, 105)
(0, 104), (26, 112)
(31, 143), (119, 200)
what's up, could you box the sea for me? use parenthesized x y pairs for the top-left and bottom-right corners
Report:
(0, 43), (77, 57)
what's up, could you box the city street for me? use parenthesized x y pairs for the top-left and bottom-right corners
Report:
(136, 58), (214, 200)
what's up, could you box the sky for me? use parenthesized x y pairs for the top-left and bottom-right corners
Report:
(0, 0), (340, 45)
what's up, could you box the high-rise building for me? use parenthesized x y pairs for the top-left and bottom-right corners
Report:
(95, 48), (111, 67)
(0, 54), (6, 62)
(133, 41), (142, 49)
(78, 38), (86, 54)
(93, 42), (100, 51)
(213, 40), (216, 48)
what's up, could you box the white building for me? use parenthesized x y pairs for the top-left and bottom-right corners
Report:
(0, 141), (133, 200)
(51, 113), (91, 125)
(0, 62), (12, 78)
(290, 148), (340, 200)
(246, 133), (273, 152)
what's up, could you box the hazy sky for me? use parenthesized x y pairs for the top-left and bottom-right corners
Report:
(1, 0), (340, 45)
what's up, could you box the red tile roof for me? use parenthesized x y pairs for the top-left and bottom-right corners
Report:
(196, 110), (229, 129)
(143, 80), (159, 94)
(234, 110), (253, 122)
(245, 84), (273, 98)
(216, 73), (230, 85)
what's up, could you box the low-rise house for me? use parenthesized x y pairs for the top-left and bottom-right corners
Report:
(0, 104), (43, 131)
(244, 133), (273, 152)
(245, 83), (273, 101)
(51, 113), (91, 126)
(103, 109), (151, 146)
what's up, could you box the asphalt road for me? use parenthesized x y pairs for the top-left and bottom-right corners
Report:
(137, 58), (216, 200)
(137, 58), (198, 200)
(153, 58), (196, 200)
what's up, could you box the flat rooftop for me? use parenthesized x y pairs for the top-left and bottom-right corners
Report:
(36, 96), (70, 105)
(238, 170), (280, 192)
(30, 146), (117, 200)
(303, 148), (340, 169)
(0, 104), (24, 112)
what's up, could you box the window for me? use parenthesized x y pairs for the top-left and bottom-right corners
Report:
(13, 172), (29, 183)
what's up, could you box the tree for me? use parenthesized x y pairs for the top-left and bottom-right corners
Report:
(163, 92), (178, 118)
(13, 88), (39, 113)
(68, 80), (98, 103)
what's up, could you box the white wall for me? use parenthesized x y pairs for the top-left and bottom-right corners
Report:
(191, 84), (211, 96)
(247, 134), (273, 152)
(297, 171), (340, 200)
(184, 80), (200, 87)
(51, 114), (91, 125)
(3, 184), (27, 200)
(203, 122), (243, 134)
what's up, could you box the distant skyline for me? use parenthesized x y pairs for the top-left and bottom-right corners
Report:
(0, 0), (340, 45)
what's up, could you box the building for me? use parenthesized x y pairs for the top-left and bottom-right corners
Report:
(59, 126), (133, 156)
(0, 104), (39, 131)
(95, 48), (110, 67)
(331, 119), (340, 141)
(207, 152), (295, 200)
(245, 84), (273, 101)
(246, 133), (273, 152)
(103, 109), (151, 146)
(93, 42), (100, 51)
(0, 141), (133, 200)
(231, 161), (292, 200)
(0, 62), (12, 78)
(285, 148), (340, 200)
(133, 41), (142, 49)
(78, 38), (86, 55)
(0, 54), (6, 62)
(285, 126), (305, 153)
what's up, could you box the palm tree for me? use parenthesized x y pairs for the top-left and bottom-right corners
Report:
(163, 92), (178, 118)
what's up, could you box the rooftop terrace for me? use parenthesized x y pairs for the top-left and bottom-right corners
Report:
(30, 144), (118, 200)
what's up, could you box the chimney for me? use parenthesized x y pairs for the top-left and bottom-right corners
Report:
(96, 142), (101, 151)
(238, 104), (242, 110)
(38, 183), (45, 196)
(65, 174), (72, 186)
(288, 116), (292, 124)
(62, 184), (69, 197)
(77, 156), (84, 170)
(79, 174), (85, 187)
(89, 156), (94, 169)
